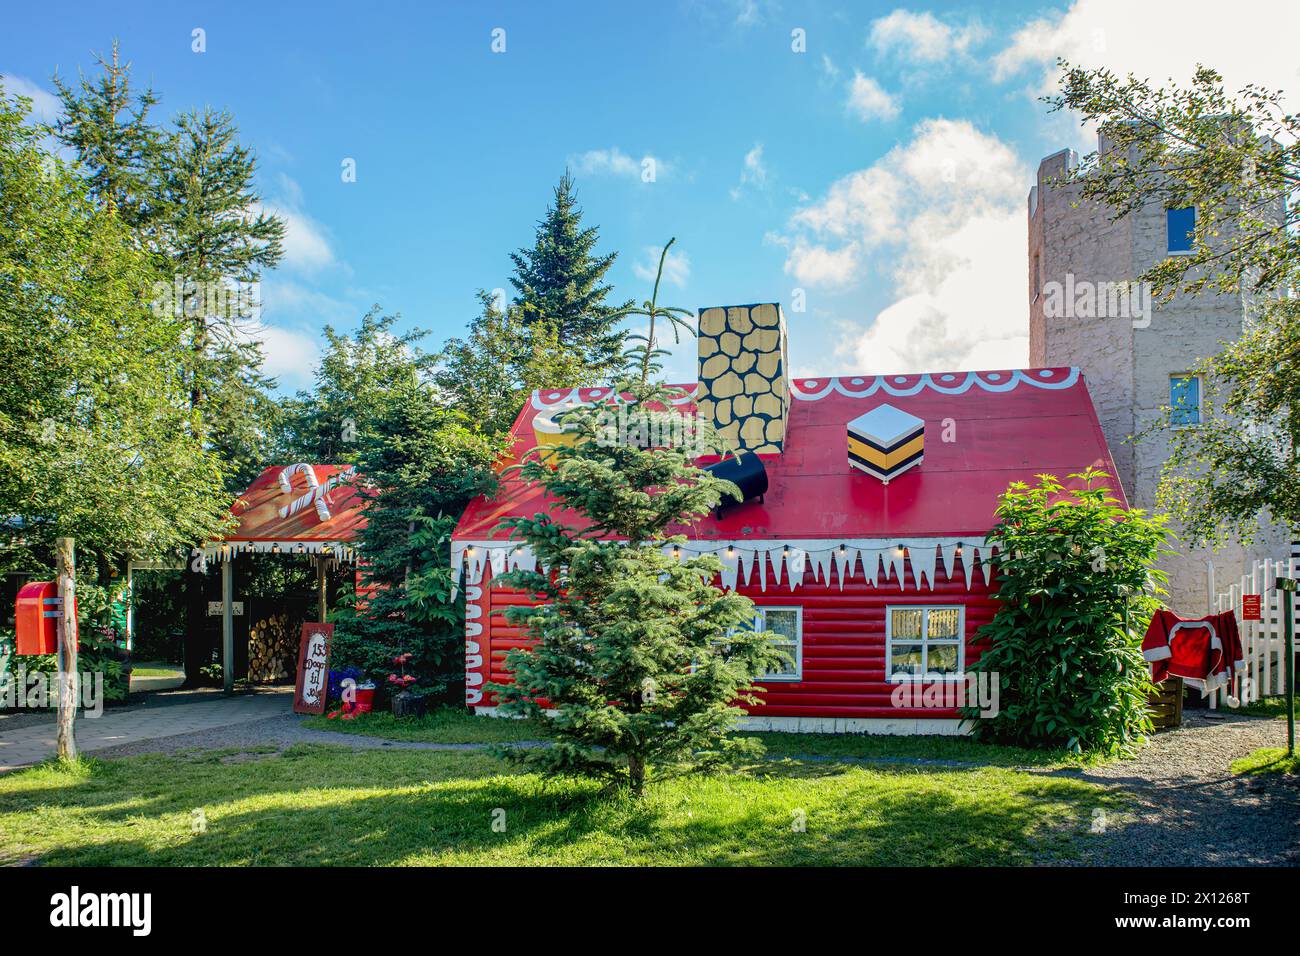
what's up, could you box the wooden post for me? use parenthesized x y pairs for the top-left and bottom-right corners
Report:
(1279, 578), (1296, 758)
(55, 536), (78, 763)
(317, 555), (328, 622)
(124, 562), (134, 653)
(221, 553), (234, 694)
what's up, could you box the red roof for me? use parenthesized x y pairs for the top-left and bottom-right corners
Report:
(452, 368), (1123, 544)
(221, 464), (367, 543)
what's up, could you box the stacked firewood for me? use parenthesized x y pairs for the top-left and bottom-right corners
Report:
(247, 612), (300, 683)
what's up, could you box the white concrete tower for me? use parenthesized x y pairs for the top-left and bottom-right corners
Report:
(1027, 134), (1288, 615)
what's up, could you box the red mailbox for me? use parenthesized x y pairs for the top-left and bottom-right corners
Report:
(14, 581), (74, 655)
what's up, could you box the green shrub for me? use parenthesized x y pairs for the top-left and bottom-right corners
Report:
(963, 469), (1169, 755)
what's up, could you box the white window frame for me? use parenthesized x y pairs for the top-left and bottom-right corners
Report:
(885, 605), (966, 682)
(748, 605), (803, 682)
(1168, 372), (1203, 430)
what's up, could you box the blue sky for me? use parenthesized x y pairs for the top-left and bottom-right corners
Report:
(3, 0), (1295, 391)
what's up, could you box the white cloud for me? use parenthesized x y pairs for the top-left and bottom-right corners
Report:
(733, 0), (761, 27)
(779, 118), (1031, 372)
(820, 54), (840, 80)
(634, 244), (691, 288)
(785, 239), (861, 287)
(730, 142), (768, 200)
(0, 73), (62, 124)
(255, 323), (322, 390)
(846, 72), (901, 122)
(993, 0), (1300, 104)
(570, 147), (668, 182)
(260, 175), (337, 274)
(869, 10), (986, 63)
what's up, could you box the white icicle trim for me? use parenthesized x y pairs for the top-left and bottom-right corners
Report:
(197, 539), (358, 569)
(449, 536), (994, 594)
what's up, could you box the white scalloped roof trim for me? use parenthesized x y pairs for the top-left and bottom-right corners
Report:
(529, 369), (1079, 409)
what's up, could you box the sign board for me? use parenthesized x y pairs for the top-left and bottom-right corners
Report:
(206, 601), (244, 616)
(293, 623), (333, 715)
(1242, 594), (1262, 621)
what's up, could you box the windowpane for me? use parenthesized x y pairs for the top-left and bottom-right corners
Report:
(928, 608), (961, 639)
(889, 606), (964, 680)
(752, 607), (801, 681)
(1170, 375), (1200, 426)
(1167, 207), (1195, 253)
(891, 608), (923, 640)
(767, 643), (798, 677)
(764, 609), (799, 641)
(890, 642), (924, 677)
(926, 643), (961, 676)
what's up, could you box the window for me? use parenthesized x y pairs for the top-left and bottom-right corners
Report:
(1169, 374), (1201, 427)
(734, 606), (803, 681)
(1032, 253), (1041, 301)
(1166, 207), (1195, 254)
(887, 606), (964, 681)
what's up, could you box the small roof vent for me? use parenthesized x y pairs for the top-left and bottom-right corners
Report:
(847, 403), (924, 483)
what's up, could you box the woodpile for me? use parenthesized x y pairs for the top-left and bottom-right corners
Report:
(247, 612), (301, 683)
(1148, 676), (1184, 731)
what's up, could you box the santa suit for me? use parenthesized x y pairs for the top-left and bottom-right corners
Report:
(1142, 610), (1244, 696)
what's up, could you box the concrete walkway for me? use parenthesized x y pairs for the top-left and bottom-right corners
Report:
(0, 687), (293, 773)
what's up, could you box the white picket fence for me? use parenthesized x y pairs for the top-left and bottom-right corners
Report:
(1210, 554), (1297, 708)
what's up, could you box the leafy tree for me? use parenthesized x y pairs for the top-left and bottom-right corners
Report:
(435, 291), (589, 436)
(963, 470), (1169, 755)
(1051, 63), (1298, 547)
(509, 171), (632, 378)
(490, 380), (781, 797)
(1156, 298), (1300, 546)
(1052, 63), (1296, 299)
(291, 317), (501, 699)
(51, 40), (163, 231)
(0, 89), (230, 574)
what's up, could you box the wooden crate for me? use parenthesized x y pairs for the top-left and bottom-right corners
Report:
(1148, 676), (1184, 731)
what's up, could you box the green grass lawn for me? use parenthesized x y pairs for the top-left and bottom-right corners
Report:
(129, 663), (184, 678)
(1230, 696), (1296, 720)
(1231, 746), (1300, 776)
(301, 708), (1082, 769)
(301, 708), (550, 743)
(0, 744), (1117, 866)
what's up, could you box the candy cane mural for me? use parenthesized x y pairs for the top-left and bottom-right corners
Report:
(464, 582), (487, 706)
(277, 463), (355, 523)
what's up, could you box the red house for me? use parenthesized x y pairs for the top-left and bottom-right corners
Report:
(452, 303), (1123, 734)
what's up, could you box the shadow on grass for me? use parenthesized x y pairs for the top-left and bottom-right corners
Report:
(0, 743), (1127, 866)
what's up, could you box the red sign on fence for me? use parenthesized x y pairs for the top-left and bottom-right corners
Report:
(1242, 594), (1262, 621)
(293, 623), (334, 715)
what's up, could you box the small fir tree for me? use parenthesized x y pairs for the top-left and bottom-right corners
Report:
(509, 171), (632, 378)
(490, 380), (783, 797)
(963, 470), (1169, 755)
(619, 238), (695, 387)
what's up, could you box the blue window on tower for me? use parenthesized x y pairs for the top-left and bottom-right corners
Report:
(1170, 375), (1201, 426)
(1167, 207), (1195, 254)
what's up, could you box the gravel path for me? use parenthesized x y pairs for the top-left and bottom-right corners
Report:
(1062, 710), (1300, 866)
(63, 707), (1300, 867)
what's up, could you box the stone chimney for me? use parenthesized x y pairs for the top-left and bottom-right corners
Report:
(696, 303), (789, 454)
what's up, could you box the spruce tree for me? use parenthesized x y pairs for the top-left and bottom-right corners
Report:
(491, 380), (782, 797)
(51, 40), (162, 231)
(509, 171), (631, 378)
(157, 107), (285, 446)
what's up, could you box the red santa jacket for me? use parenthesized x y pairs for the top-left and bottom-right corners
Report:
(1142, 609), (1244, 694)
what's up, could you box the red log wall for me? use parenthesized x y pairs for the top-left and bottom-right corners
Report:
(466, 552), (995, 720)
